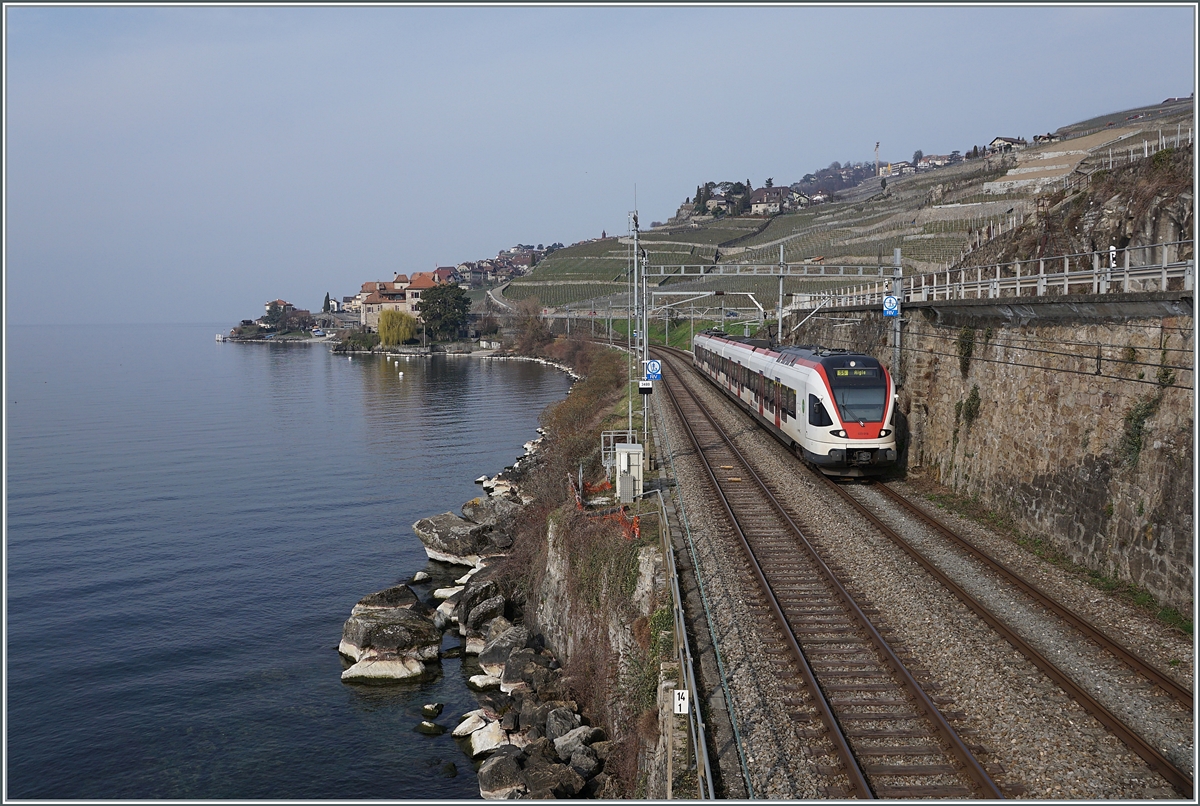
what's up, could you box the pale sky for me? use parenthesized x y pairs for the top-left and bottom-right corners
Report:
(5, 3), (1196, 324)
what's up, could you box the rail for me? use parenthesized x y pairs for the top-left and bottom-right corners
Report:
(786, 240), (1194, 311)
(649, 384), (755, 799)
(638, 486), (717, 799)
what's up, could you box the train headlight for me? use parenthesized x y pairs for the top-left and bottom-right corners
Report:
(830, 429), (846, 438)
(879, 429), (892, 437)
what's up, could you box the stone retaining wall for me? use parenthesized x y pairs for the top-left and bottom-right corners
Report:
(783, 295), (1194, 609)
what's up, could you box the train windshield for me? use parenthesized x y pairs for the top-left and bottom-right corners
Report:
(828, 367), (887, 422)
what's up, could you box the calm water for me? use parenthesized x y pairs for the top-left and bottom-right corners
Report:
(5, 324), (573, 799)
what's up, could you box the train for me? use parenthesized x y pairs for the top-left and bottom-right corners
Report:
(691, 330), (897, 477)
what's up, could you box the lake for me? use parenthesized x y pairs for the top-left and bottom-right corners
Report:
(5, 324), (573, 799)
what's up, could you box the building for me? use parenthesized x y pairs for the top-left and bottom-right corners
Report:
(747, 186), (807, 215)
(988, 136), (1028, 153)
(358, 276), (411, 331)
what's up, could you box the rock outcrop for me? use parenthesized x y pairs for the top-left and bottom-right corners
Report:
(413, 490), (524, 565)
(339, 586), (442, 682)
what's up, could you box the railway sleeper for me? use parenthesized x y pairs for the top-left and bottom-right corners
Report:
(853, 745), (945, 756)
(877, 785), (974, 798)
(864, 763), (960, 776)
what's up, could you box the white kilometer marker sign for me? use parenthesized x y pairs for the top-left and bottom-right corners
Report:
(673, 689), (689, 714)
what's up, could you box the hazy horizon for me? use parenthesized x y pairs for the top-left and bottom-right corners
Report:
(5, 4), (1196, 324)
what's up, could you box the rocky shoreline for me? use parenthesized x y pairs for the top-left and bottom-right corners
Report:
(338, 432), (614, 799)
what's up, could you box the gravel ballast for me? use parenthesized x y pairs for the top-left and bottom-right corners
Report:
(654, 354), (1191, 799)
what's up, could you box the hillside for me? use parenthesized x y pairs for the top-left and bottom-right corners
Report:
(502, 99), (1193, 313)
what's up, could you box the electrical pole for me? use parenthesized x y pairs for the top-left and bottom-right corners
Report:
(642, 249), (649, 448)
(777, 244), (785, 346)
(630, 211), (639, 437)
(892, 247), (903, 387)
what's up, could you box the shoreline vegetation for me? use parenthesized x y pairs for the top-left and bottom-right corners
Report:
(337, 334), (642, 798)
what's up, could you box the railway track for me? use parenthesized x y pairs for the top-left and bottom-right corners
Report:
(652, 342), (1193, 798)
(655, 348), (1006, 799)
(823, 476), (1194, 797)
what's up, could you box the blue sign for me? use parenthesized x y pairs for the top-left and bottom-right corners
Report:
(883, 295), (900, 317)
(645, 359), (662, 381)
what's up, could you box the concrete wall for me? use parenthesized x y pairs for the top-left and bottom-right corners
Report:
(783, 293), (1194, 610)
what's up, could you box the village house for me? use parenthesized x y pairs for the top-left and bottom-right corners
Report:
(748, 186), (794, 215)
(989, 136), (1028, 153)
(358, 276), (411, 330)
(705, 193), (729, 213)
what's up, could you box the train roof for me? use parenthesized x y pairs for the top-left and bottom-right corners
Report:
(696, 329), (771, 350)
(778, 344), (881, 369)
(697, 330), (880, 370)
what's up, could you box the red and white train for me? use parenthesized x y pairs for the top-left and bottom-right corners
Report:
(692, 330), (897, 477)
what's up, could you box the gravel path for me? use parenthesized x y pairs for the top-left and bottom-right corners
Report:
(655, 354), (1191, 799)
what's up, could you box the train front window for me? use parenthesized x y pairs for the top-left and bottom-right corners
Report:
(829, 367), (887, 422)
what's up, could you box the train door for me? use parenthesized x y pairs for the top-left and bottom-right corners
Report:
(757, 371), (764, 416)
(774, 378), (781, 429)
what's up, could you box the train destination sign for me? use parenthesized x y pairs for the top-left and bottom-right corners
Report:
(835, 368), (880, 378)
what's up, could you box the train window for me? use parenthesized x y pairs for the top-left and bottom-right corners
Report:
(829, 373), (887, 422)
(809, 395), (833, 427)
(784, 387), (796, 419)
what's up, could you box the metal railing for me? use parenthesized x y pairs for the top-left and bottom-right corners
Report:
(786, 240), (1194, 311)
(639, 486), (716, 799)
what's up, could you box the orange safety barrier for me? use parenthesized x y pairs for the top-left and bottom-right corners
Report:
(567, 474), (640, 540)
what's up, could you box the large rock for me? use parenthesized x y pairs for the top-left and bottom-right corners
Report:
(477, 754), (525, 800)
(552, 725), (602, 761)
(478, 625), (531, 677)
(469, 720), (507, 757)
(569, 745), (600, 779)
(455, 578), (500, 633)
(543, 707), (580, 746)
(412, 512), (492, 565)
(461, 494), (521, 529)
(519, 699), (574, 736)
(452, 711), (487, 737)
(522, 761), (585, 798)
(340, 657), (425, 682)
(351, 584), (429, 615)
(466, 595), (507, 631)
(339, 606), (441, 681)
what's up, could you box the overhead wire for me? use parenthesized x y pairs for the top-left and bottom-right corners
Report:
(904, 327), (1194, 372)
(807, 330), (1193, 391)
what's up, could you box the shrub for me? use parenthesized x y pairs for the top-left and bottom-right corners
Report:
(962, 385), (981, 426)
(956, 327), (975, 378)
